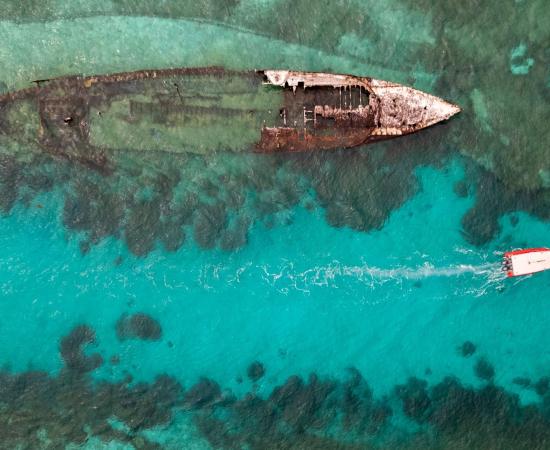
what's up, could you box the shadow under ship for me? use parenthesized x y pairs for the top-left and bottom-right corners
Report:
(0, 67), (460, 169)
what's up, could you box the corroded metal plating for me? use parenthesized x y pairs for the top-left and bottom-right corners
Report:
(256, 70), (461, 152)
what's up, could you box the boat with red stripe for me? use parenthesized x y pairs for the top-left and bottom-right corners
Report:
(502, 248), (550, 277)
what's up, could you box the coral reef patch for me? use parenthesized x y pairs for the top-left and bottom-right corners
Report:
(59, 324), (103, 375)
(459, 340), (476, 358)
(0, 325), (182, 449)
(116, 313), (163, 341)
(247, 361), (266, 382)
(3, 330), (550, 448)
(474, 357), (495, 381)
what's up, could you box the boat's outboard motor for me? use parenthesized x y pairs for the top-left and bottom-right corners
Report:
(501, 256), (512, 272)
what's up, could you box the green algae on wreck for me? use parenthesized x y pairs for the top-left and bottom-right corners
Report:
(0, 66), (459, 169)
(87, 70), (282, 153)
(0, 68), (281, 167)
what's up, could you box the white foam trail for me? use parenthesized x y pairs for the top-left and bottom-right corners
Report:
(343, 262), (500, 280)
(195, 257), (507, 297)
(254, 259), (506, 295)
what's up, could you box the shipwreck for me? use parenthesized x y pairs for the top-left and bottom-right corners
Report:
(0, 67), (460, 169)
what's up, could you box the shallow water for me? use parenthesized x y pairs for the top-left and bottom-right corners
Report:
(1, 1), (550, 449)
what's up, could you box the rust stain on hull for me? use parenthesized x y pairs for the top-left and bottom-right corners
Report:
(0, 67), (460, 169)
(257, 127), (374, 153)
(256, 69), (460, 153)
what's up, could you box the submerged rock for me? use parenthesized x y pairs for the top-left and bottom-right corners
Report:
(59, 324), (103, 374)
(193, 202), (227, 249)
(269, 374), (336, 432)
(158, 221), (185, 253)
(0, 156), (21, 214)
(219, 217), (250, 252)
(534, 377), (550, 396)
(474, 357), (495, 381)
(395, 377), (432, 422)
(453, 180), (469, 198)
(341, 367), (377, 432)
(460, 341), (477, 358)
(247, 361), (266, 382)
(184, 377), (223, 409)
(512, 377), (531, 388)
(124, 198), (162, 256)
(115, 313), (162, 341)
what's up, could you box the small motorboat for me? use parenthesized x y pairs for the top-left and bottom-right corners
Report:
(502, 248), (550, 277)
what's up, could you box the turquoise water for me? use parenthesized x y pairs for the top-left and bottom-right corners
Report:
(1, 1), (550, 449)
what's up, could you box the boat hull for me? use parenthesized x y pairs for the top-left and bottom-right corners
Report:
(502, 248), (550, 277)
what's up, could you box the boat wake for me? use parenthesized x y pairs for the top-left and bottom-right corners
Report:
(193, 256), (508, 298)
(257, 260), (505, 292)
(328, 261), (500, 281)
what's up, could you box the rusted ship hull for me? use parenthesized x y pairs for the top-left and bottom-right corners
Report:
(0, 67), (460, 169)
(256, 70), (460, 153)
